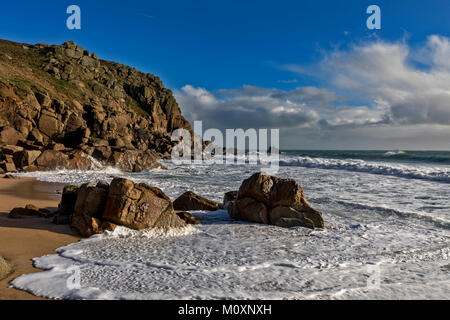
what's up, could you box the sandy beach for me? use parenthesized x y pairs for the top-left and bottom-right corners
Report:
(0, 175), (80, 300)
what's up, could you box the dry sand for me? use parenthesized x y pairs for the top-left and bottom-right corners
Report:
(0, 175), (80, 300)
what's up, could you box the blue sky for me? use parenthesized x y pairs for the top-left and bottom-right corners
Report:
(1, 1), (450, 149)
(1, 0), (447, 89)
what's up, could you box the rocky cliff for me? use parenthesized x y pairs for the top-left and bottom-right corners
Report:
(0, 39), (193, 172)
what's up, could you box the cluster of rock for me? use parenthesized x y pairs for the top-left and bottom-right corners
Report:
(0, 39), (193, 173)
(52, 177), (187, 237)
(225, 172), (324, 229)
(173, 191), (222, 211)
(6, 172), (324, 237)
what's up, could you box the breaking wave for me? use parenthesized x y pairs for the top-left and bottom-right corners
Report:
(279, 156), (450, 183)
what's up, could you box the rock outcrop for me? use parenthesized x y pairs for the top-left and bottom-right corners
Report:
(228, 172), (324, 229)
(8, 204), (53, 219)
(70, 181), (117, 237)
(223, 191), (238, 208)
(103, 178), (185, 230)
(53, 177), (186, 237)
(54, 185), (79, 224)
(0, 39), (193, 173)
(173, 191), (221, 211)
(176, 211), (201, 225)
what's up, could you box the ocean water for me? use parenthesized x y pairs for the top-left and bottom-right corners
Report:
(10, 150), (450, 299)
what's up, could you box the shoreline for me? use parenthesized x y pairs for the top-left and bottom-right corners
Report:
(0, 175), (80, 300)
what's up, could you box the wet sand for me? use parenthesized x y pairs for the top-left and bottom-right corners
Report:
(0, 175), (80, 300)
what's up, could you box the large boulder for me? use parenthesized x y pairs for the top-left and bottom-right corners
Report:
(1, 145), (23, 155)
(71, 215), (116, 238)
(237, 173), (275, 204)
(228, 172), (324, 229)
(66, 150), (99, 170)
(0, 160), (16, 172)
(35, 150), (69, 170)
(54, 185), (79, 224)
(176, 211), (201, 225)
(269, 206), (315, 229)
(110, 150), (165, 172)
(173, 191), (220, 211)
(8, 207), (42, 218)
(228, 197), (269, 224)
(63, 182), (116, 236)
(0, 127), (22, 145)
(13, 150), (41, 168)
(68, 181), (114, 236)
(102, 177), (186, 230)
(38, 110), (64, 138)
(223, 190), (238, 208)
(74, 183), (108, 218)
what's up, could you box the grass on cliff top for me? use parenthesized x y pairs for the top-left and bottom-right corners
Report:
(0, 40), (85, 102)
(0, 39), (155, 118)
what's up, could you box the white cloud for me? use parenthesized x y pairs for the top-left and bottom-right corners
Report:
(175, 85), (322, 130)
(175, 35), (450, 149)
(287, 35), (450, 125)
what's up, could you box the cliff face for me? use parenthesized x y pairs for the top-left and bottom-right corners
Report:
(0, 39), (192, 172)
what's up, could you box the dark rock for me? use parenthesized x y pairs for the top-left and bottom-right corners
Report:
(71, 215), (116, 238)
(237, 173), (275, 205)
(176, 211), (201, 225)
(269, 206), (315, 229)
(35, 150), (68, 169)
(3, 174), (18, 179)
(1, 145), (23, 155)
(229, 197), (269, 224)
(223, 191), (238, 208)
(55, 185), (79, 223)
(13, 150), (41, 168)
(35, 92), (52, 107)
(73, 183), (108, 219)
(96, 180), (109, 190)
(0, 161), (16, 172)
(173, 191), (220, 211)
(8, 207), (41, 218)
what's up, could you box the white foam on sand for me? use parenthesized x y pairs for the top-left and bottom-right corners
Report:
(11, 209), (450, 300)
(10, 156), (450, 300)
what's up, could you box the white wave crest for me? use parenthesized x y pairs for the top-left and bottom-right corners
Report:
(279, 156), (450, 182)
